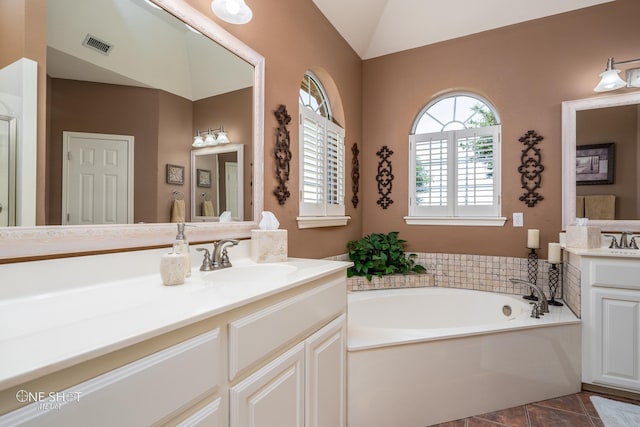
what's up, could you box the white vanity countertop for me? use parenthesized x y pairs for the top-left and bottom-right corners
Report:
(565, 247), (640, 259)
(0, 245), (351, 390)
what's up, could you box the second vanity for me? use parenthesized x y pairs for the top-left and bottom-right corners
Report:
(0, 242), (350, 426)
(566, 246), (640, 395)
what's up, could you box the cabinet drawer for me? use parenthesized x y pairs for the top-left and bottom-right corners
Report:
(589, 258), (640, 289)
(229, 276), (345, 380)
(0, 330), (221, 427)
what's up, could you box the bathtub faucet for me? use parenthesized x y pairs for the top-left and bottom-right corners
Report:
(509, 278), (549, 318)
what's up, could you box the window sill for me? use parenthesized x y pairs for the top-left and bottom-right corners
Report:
(297, 216), (351, 229)
(404, 216), (507, 227)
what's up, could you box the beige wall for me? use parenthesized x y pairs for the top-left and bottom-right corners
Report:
(6, 0), (640, 260)
(360, 0), (640, 259)
(47, 80), (252, 224)
(185, 0), (364, 259)
(193, 87), (253, 220)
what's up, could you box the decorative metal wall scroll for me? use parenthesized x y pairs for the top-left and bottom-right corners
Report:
(351, 143), (360, 208)
(274, 105), (292, 205)
(517, 130), (545, 207)
(376, 145), (394, 209)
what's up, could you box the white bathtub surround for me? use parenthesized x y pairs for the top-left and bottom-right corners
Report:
(347, 287), (582, 426)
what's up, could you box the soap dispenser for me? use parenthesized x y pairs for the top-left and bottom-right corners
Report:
(173, 223), (191, 277)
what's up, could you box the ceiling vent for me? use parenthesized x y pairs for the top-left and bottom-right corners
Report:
(82, 34), (114, 55)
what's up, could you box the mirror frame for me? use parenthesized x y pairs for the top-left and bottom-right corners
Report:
(0, 0), (264, 260)
(191, 144), (244, 222)
(562, 91), (640, 231)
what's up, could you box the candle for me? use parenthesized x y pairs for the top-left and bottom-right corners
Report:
(527, 229), (540, 249)
(548, 243), (562, 264)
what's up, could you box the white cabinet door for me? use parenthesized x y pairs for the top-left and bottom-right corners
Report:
(305, 314), (346, 427)
(230, 343), (305, 427)
(592, 287), (640, 391)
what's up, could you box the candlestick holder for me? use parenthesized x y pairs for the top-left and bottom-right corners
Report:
(524, 248), (539, 301)
(547, 262), (564, 306)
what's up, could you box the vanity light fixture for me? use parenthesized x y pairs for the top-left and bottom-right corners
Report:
(594, 57), (640, 92)
(211, 0), (253, 25)
(192, 127), (231, 148)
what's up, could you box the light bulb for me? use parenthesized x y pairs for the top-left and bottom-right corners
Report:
(226, 0), (240, 15)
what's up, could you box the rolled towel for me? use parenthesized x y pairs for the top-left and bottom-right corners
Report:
(170, 199), (186, 223)
(202, 200), (214, 216)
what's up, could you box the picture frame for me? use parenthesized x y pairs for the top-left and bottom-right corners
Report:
(576, 143), (615, 185)
(197, 169), (212, 188)
(166, 164), (184, 185)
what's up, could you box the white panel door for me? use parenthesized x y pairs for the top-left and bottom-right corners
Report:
(230, 343), (305, 427)
(62, 132), (133, 225)
(225, 161), (239, 219)
(592, 287), (640, 391)
(305, 314), (346, 427)
(0, 117), (10, 226)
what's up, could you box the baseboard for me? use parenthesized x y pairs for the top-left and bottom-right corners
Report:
(582, 383), (640, 402)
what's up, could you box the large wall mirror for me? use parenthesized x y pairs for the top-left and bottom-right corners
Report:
(0, 0), (264, 259)
(562, 91), (640, 231)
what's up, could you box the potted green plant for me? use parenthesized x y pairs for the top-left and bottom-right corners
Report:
(347, 232), (426, 281)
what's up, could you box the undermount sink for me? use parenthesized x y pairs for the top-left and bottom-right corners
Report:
(202, 264), (298, 283)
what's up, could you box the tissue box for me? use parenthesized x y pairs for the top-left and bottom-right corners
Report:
(251, 230), (287, 263)
(566, 225), (601, 249)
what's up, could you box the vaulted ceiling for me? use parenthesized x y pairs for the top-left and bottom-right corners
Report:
(311, 0), (614, 59)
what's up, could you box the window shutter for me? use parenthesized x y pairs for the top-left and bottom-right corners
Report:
(455, 126), (500, 216)
(326, 122), (345, 215)
(410, 132), (450, 216)
(300, 108), (325, 216)
(410, 125), (500, 218)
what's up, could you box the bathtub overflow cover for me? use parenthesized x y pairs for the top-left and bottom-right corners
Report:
(502, 305), (512, 317)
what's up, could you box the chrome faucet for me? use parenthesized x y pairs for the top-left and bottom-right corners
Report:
(509, 278), (549, 318)
(196, 239), (239, 271)
(212, 239), (239, 269)
(604, 232), (639, 249)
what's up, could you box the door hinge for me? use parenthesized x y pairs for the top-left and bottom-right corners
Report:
(67, 151), (71, 160)
(66, 213), (70, 222)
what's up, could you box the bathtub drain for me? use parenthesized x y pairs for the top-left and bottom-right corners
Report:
(502, 305), (512, 317)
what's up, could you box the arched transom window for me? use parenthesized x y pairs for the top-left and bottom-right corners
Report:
(408, 93), (504, 225)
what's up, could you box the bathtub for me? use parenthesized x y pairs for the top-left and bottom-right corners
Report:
(347, 287), (581, 427)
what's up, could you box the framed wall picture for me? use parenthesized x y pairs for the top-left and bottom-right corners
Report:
(576, 143), (615, 185)
(197, 169), (212, 188)
(166, 164), (184, 185)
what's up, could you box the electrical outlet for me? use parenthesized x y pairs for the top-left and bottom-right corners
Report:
(513, 212), (524, 227)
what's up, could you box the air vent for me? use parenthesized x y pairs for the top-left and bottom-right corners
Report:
(82, 34), (114, 55)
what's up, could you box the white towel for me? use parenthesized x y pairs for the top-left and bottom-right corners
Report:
(170, 199), (185, 223)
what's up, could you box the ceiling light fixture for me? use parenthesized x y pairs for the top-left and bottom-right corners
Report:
(211, 0), (253, 25)
(594, 57), (640, 92)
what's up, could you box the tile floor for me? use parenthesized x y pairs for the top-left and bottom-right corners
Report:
(428, 391), (640, 427)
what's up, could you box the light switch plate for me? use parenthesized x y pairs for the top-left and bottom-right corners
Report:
(513, 212), (524, 227)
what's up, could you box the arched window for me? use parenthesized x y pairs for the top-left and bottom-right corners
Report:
(298, 72), (346, 224)
(407, 93), (504, 225)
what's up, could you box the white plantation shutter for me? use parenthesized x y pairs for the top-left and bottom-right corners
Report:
(299, 107), (345, 217)
(455, 126), (500, 216)
(410, 125), (500, 217)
